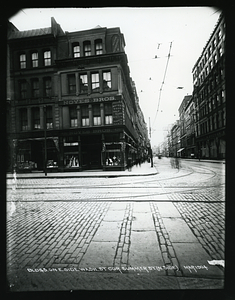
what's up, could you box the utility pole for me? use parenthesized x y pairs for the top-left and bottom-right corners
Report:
(149, 117), (153, 168)
(44, 105), (47, 176)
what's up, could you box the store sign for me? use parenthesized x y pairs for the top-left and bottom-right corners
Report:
(64, 142), (79, 146)
(63, 95), (121, 105)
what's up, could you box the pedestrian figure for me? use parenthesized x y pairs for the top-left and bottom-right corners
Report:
(170, 157), (175, 168)
(175, 157), (180, 169)
(127, 156), (132, 171)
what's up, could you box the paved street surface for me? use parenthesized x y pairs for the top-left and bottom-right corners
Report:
(6, 157), (225, 291)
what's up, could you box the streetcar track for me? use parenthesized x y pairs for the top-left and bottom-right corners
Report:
(7, 184), (225, 201)
(6, 163), (222, 188)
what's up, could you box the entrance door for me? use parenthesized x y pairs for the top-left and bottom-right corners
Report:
(31, 140), (44, 170)
(81, 135), (102, 169)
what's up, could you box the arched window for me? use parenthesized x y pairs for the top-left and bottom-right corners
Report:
(19, 53), (26, 69)
(44, 50), (51, 66)
(95, 39), (103, 55)
(31, 52), (38, 68)
(72, 43), (80, 58)
(83, 41), (91, 56)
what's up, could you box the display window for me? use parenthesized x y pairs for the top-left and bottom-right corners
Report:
(103, 143), (123, 167)
(64, 154), (79, 168)
(63, 139), (80, 169)
(105, 151), (122, 166)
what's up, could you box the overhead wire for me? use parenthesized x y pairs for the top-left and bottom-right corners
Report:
(152, 41), (173, 127)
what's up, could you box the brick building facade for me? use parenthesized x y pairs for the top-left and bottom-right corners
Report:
(7, 18), (149, 172)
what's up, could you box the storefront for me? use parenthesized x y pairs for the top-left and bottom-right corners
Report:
(16, 137), (59, 172)
(102, 142), (125, 170)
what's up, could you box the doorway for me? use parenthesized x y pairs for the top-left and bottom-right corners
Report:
(81, 135), (102, 169)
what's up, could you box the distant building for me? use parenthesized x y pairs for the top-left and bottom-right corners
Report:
(178, 95), (193, 158)
(170, 120), (180, 157)
(7, 18), (149, 172)
(192, 13), (225, 159)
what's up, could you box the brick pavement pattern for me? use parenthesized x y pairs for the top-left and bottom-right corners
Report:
(7, 202), (110, 272)
(7, 158), (225, 291)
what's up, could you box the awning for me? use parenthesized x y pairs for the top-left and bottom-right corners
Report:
(177, 148), (185, 153)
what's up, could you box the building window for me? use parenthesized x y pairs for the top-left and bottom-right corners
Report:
(219, 47), (223, 57)
(19, 80), (27, 99)
(209, 60), (213, 71)
(104, 103), (113, 125)
(217, 94), (221, 106)
(32, 107), (40, 129)
(93, 104), (101, 126)
(79, 74), (88, 93)
(44, 77), (52, 97)
(68, 74), (76, 94)
(221, 90), (225, 102)
(20, 54), (26, 69)
(31, 52), (38, 67)
(73, 43), (80, 58)
(83, 41), (91, 56)
(46, 106), (53, 129)
(44, 50), (51, 66)
(81, 105), (89, 126)
(103, 71), (111, 90)
(91, 72), (100, 91)
(208, 46), (212, 55)
(95, 39), (103, 55)
(32, 79), (39, 98)
(214, 53), (217, 64)
(70, 106), (78, 127)
(213, 39), (217, 49)
(20, 108), (28, 131)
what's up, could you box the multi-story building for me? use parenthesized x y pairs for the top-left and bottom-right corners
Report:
(170, 120), (180, 157)
(7, 17), (149, 172)
(178, 95), (193, 157)
(192, 13), (225, 159)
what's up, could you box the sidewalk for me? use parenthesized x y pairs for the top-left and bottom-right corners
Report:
(183, 158), (225, 164)
(6, 161), (158, 179)
(7, 201), (224, 291)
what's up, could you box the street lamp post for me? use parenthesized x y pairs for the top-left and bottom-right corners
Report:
(44, 105), (47, 176)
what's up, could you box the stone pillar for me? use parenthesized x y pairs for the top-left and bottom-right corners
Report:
(40, 106), (44, 129)
(88, 104), (92, 127)
(100, 103), (104, 125)
(27, 107), (31, 130)
(77, 105), (81, 128)
(75, 73), (79, 95)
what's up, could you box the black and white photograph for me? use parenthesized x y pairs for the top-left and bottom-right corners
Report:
(6, 7), (226, 292)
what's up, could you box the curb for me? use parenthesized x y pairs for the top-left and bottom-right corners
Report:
(6, 170), (158, 180)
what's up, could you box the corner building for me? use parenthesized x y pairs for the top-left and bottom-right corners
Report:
(7, 18), (149, 172)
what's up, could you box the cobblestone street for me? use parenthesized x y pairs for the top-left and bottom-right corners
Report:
(6, 158), (225, 291)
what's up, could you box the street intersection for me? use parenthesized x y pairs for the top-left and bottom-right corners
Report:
(6, 157), (225, 291)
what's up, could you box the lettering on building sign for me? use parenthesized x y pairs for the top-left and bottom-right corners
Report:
(113, 101), (123, 125)
(64, 142), (79, 146)
(63, 96), (119, 105)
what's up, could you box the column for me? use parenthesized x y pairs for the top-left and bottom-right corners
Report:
(75, 72), (79, 95)
(40, 106), (44, 129)
(91, 40), (95, 56)
(117, 67), (122, 95)
(27, 107), (32, 130)
(88, 104), (92, 127)
(100, 103), (104, 125)
(77, 105), (81, 128)
(57, 73), (62, 100)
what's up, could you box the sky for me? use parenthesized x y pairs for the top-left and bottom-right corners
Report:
(9, 7), (222, 147)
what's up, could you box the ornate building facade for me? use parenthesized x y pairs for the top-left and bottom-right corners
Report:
(192, 13), (225, 159)
(7, 18), (149, 172)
